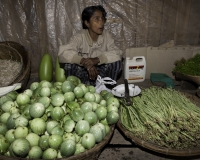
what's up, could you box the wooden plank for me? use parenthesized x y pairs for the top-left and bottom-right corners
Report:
(174, 0), (192, 45)
(146, 46), (194, 78)
(159, 0), (178, 45)
(126, 46), (197, 79)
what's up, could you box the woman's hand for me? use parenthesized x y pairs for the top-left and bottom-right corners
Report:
(87, 66), (98, 80)
(80, 58), (99, 80)
(80, 57), (100, 69)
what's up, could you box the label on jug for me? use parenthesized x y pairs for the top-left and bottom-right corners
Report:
(128, 65), (145, 80)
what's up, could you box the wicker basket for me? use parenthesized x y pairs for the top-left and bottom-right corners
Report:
(0, 44), (23, 87)
(174, 71), (200, 86)
(117, 92), (200, 157)
(0, 125), (115, 160)
(0, 41), (31, 90)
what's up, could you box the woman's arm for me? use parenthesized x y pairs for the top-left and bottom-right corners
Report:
(58, 34), (83, 64)
(96, 30), (123, 65)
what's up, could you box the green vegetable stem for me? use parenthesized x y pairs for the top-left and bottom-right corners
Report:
(120, 86), (200, 149)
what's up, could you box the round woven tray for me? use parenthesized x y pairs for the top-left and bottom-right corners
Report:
(0, 44), (23, 87)
(175, 71), (200, 86)
(0, 125), (115, 160)
(0, 41), (31, 90)
(117, 92), (200, 157)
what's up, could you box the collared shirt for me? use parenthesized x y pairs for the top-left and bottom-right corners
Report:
(58, 29), (122, 65)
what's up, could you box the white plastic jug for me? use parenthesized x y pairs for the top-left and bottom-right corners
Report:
(124, 56), (146, 83)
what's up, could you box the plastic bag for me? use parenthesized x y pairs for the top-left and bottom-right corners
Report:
(95, 75), (116, 93)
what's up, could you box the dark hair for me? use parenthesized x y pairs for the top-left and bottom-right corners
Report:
(81, 5), (107, 29)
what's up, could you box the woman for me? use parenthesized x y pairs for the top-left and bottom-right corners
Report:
(58, 5), (122, 86)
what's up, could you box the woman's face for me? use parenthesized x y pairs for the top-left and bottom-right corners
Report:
(85, 10), (106, 40)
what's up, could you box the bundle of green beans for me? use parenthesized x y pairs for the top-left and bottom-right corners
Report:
(120, 86), (200, 149)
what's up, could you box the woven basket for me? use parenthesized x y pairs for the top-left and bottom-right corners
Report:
(0, 44), (23, 87)
(117, 92), (200, 157)
(0, 41), (31, 90)
(174, 71), (200, 86)
(0, 125), (115, 160)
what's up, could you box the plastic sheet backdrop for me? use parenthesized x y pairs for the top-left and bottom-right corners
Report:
(0, 0), (199, 75)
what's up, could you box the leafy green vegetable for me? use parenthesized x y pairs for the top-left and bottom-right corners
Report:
(173, 53), (200, 76)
